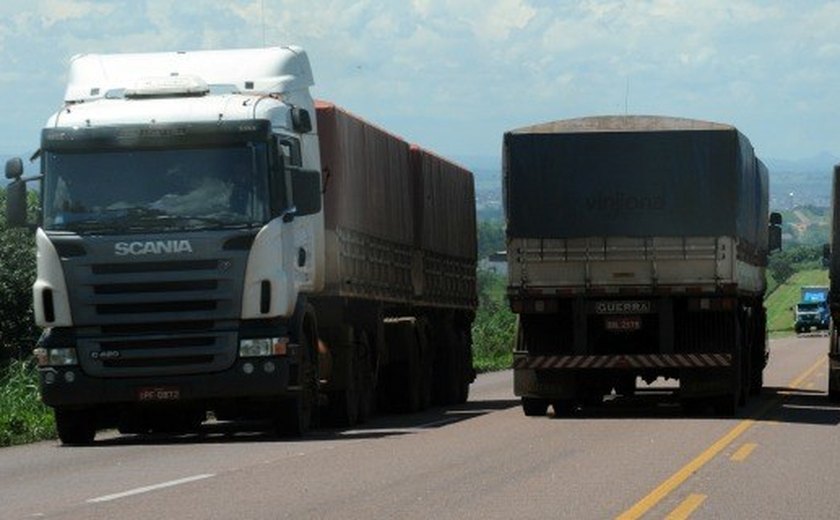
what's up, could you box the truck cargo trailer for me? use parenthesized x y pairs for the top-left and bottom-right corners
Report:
(4, 46), (476, 444)
(827, 165), (840, 400)
(503, 116), (781, 417)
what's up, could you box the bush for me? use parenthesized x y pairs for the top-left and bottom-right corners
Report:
(0, 187), (38, 365)
(0, 359), (55, 446)
(472, 269), (515, 372)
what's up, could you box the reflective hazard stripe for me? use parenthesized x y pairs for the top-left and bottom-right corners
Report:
(513, 353), (733, 370)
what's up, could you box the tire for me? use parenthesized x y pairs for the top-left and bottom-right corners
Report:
(325, 351), (359, 427)
(749, 367), (764, 396)
(55, 408), (96, 446)
(278, 325), (317, 437)
(521, 397), (549, 417)
(713, 393), (738, 417)
(615, 376), (635, 397)
(829, 368), (840, 403)
(432, 320), (471, 406)
(551, 399), (573, 417)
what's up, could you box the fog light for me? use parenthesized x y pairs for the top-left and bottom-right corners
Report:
(263, 361), (276, 373)
(64, 371), (76, 383)
(243, 362), (254, 374)
(44, 371), (56, 384)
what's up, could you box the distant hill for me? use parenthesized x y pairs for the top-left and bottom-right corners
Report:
(766, 152), (838, 209)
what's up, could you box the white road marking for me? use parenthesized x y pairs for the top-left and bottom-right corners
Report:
(86, 474), (215, 504)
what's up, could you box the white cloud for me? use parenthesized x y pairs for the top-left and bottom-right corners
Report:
(0, 0), (839, 159)
(38, 0), (116, 28)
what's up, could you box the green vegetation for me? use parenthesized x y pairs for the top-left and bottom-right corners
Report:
(767, 244), (824, 289)
(0, 187), (38, 365)
(472, 269), (515, 372)
(766, 269), (829, 336)
(1, 186), (53, 446)
(477, 219), (505, 259)
(780, 205), (830, 246)
(0, 360), (54, 446)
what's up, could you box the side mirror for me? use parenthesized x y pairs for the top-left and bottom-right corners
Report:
(5, 157), (23, 180)
(5, 178), (28, 227)
(291, 169), (322, 217)
(768, 212), (782, 252)
(291, 108), (312, 133)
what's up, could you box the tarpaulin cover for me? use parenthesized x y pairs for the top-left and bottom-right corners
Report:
(504, 116), (768, 254)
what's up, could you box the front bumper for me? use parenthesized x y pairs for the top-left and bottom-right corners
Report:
(38, 357), (293, 407)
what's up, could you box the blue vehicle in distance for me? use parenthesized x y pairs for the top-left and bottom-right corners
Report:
(794, 286), (830, 334)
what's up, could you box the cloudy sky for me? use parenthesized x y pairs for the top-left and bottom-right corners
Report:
(1, 0), (839, 166)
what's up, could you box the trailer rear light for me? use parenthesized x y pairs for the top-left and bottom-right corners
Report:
(239, 337), (289, 357)
(33, 347), (78, 367)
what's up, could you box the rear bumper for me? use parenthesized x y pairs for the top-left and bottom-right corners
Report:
(39, 357), (294, 408)
(513, 352), (734, 399)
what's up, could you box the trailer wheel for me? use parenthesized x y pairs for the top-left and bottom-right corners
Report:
(355, 330), (375, 423)
(551, 399), (574, 417)
(55, 408), (96, 446)
(325, 358), (359, 427)
(713, 392), (738, 417)
(521, 397), (549, 417)
(829, 373), (840, 403)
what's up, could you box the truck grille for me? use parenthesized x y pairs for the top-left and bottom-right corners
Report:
(59, 233), (251, 378)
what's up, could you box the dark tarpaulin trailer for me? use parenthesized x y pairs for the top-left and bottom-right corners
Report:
(503, 115), (770, 262)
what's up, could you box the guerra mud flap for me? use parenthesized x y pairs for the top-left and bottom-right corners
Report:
(514, 368), (577, 399)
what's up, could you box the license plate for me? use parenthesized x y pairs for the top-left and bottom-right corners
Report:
(605, 316), (642, 331)
(136, 386), (181, 401)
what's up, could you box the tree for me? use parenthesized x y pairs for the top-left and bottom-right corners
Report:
(0, 188), (38, 365)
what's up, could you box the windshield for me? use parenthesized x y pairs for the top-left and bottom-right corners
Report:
(42, 143), (270, 233)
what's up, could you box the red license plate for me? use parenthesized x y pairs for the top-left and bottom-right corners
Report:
(136, 386), (181, 402)
(605, 316), (642, 331)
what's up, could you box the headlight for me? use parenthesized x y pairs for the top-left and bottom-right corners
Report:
(239, 337), (288, 358)
(33, 347), (78, 367)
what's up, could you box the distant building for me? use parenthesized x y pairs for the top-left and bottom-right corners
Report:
(479, 251), (508, 276)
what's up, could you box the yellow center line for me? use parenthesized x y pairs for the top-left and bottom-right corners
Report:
(664, 494), (707, 520)
(615, 355), (827, 520)
(730, 442), (758, 462)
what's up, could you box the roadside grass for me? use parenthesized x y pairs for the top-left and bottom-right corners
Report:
(766, 269), (830, 337)
(0, 360), (54, 447)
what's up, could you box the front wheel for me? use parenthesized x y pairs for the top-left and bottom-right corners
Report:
(55, 408), (96, 446)
(277, 327), (318, 437)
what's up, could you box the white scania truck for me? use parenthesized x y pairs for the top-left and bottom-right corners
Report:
(5, 46), (476, 444)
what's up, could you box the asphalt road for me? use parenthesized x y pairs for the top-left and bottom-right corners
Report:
(2, 335), (837, 520)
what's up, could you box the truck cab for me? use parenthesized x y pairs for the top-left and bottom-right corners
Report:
(5, 47), (326, 443)
(794, 286), (830, 334)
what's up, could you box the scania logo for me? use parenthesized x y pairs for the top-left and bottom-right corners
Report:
(595, 301), (652, 314)
(114, 240), (194, 256)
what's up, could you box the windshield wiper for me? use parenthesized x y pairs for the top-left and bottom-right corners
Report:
(167, 215), (261, 230)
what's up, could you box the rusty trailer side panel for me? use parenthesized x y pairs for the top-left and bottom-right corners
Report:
(411, 146), (477, 309)
(315, 101), (476, 311)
